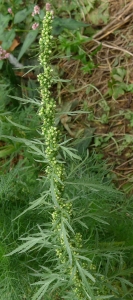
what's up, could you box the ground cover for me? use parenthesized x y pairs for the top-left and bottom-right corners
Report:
(52, 0), (133, 193)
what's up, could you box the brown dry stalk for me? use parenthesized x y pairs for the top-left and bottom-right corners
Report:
(93, 2), (133, 40)
(93, 39), (133, 57)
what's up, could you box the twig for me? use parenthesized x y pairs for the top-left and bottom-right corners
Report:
(93, 39), (133, 57)
(93, 3), (133, 40)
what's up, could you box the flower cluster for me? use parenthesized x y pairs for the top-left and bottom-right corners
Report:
(32, 5), (40, 16)
(8, 7), (13, 14)
(31, 5), (40, 30)
(38, 5), (65, 195)
(32, 22), (39, 30)
(38, 8), (55, 137)
(0, 46), (9, 60)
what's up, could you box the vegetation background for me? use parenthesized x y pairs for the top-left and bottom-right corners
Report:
(0, 0), (133, 299)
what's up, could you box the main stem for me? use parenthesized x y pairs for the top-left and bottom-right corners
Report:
(37, 4), (94, 300)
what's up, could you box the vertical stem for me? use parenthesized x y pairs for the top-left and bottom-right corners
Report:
(37, 4), (95, 300)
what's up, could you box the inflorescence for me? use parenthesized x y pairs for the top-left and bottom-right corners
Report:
(37, 4), (94, 299)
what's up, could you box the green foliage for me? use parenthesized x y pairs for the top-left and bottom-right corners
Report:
(108, 68), (133, 99)
(14, 8), (30, 24)
(88, 0), (109, 25)
(52, 17), (89, 35)
(0, 13), (11, 36)
(0, 1), (89, 62)
(1, 29), (15, 50)
(18, 29), (39, 61)
(0, 80), (133, 299)
(124, 110), (133, 127)
(0, 2), (40, 59)
(58, 31), (100, 74)
(1, 2), (133, 300)
(94, 132), (114, 147)
(1, 147), (133, 299)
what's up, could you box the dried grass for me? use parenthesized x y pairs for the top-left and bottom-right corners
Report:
(58, 0), (133, 190)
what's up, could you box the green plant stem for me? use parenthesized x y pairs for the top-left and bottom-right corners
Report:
(37, 5), (94, 300)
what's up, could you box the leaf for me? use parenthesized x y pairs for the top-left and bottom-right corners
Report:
(59, 18), (89, 30)
(112, 74), (123, 82)
(39, 10), (45, 20)
(117, 276), (133, 288)
(75, 211), (109, 225)
(52, 21), (63, 35)
(5, 238), (42, 255)
(74, 128), (95, 155)
(5, 117), (30, 130)
(91, 43), (102, 56)
(32, 281), (51, 300)
(88, 1), (109, 25)
(76, 255), (92, 263)
(56, 101), (77, 125)
(116, 67), (126, 79)
(14, 9), (28, 24)
(82, 268), (95, 283)
(0, 144), (15, 158)
(8, 95), (40, 106)
(0, 14), (10, 35)
(126, 83), (133, 92)
(76, 261), (95, 299)
(61, 221), (72, 265)
(76, 219), (89, 229)
(83, 0), (96, 13)
(113, 86), (125, 99)
(1, 135), (46, 158)
(62, 217), (75, 234)
(1, 29), (15, 50)
(52, 17), (89, 35)
(13, 196), (48, 220)
(60, 145), (81, 160)
(50, 177), (60, 207)
(0, 60), (4, 70)
(32, 276), (58, 300)
(18, 30), (39, 60)
(32, 284), (49, 300)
